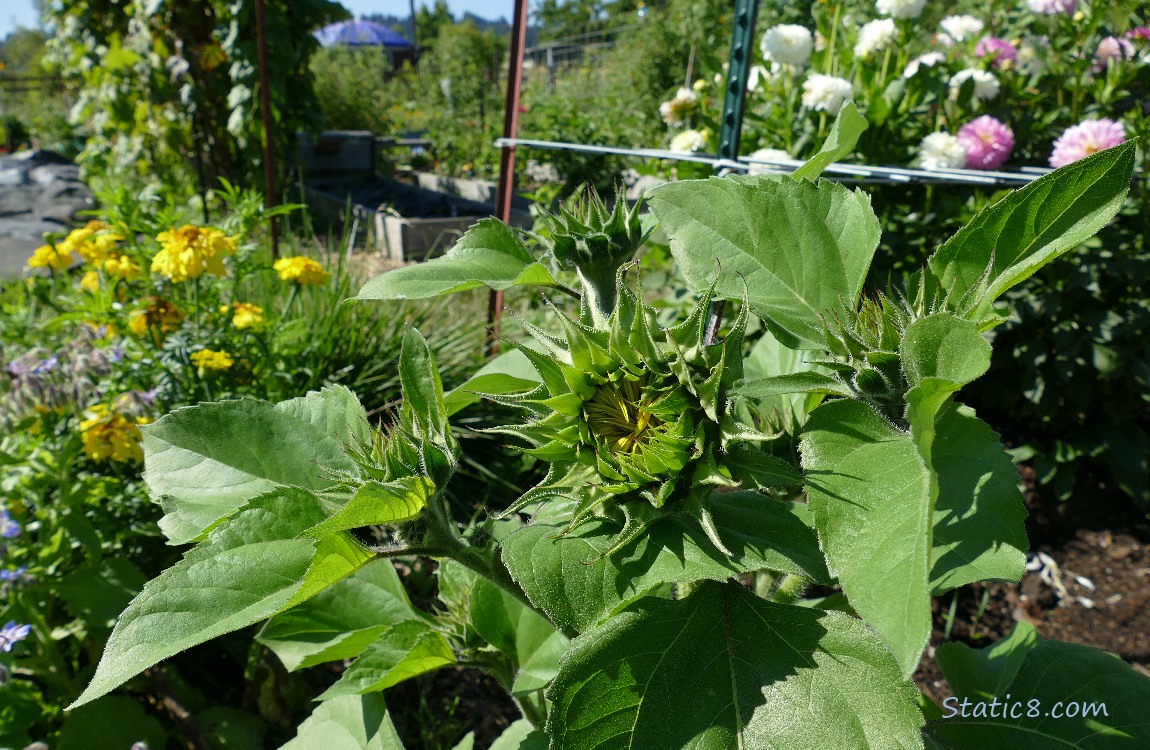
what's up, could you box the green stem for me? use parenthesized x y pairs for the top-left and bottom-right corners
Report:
(280, 283), (299, 324)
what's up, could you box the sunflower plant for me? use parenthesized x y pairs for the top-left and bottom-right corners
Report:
(65, 111), (1150, 749)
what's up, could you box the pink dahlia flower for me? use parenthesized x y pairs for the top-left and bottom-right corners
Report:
(975, 37), (1018, 69)
(1049, 119), (1126, 168)
(1026, 0), (1076, 14)
(957, 116), (1014, 170)
(1094, 36), (1136, 70)
(1126, 27), (1150, 43)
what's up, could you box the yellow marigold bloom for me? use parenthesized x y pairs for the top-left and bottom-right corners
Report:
(103, 251), (143, 280)
(27, 243), (75, 271)
(79, 270), (100, 292)
(151, 225), (238, 283)
(128, 298), (185, 337)
(221, 302), (265, 330)
(65, 220), (122, 265)
(273, 255), (329, 286)
(190, 349), (234, 371)
(79, 404), (146, 462)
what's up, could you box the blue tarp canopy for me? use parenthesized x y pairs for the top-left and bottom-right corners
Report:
(314, 20), (413, 48)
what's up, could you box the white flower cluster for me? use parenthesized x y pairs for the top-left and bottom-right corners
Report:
(939, 15), (984, 42)
(949, 68), (1000, 103)
(761, 24), (814, 66)
(918, 133), (967, 170)
(855, 18), (898, 57)
(658, 87), (699, 126)
(876, 0), (926, 20)
(903, 51), (945, 78)
(670, 129), (708, 153)
(801, 74), (853, 115)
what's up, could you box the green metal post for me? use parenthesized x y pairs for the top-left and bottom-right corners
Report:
(716, 0), (761, 168)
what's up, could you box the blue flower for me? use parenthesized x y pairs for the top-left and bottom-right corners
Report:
(0, 509), (19, 539)
(0, 621), (30, 652)
(31, 355), (59, 375)
(0, 567), (27, 581)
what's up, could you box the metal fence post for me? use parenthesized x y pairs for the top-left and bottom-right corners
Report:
(716, 0), (761, 167)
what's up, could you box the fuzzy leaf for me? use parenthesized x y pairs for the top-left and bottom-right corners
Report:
(648, 175), (880, 349)
(354, 218), (561, 300)
(143, 387), (368, 545)
(793, 101), (868, 182)
(546, 581), (922, 749)
(304, 477), (433, 537)
(928, 141), (1136, 321)
(801, 398), (933, 678)
(318, 620), (455, 699)
(279, 694), (404, 750)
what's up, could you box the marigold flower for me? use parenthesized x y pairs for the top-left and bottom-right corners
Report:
(222, 302), (265, 330)
(79, 404), (147, 462)
(190, 349), (234, 372)
(58, 220), (121, 265)
(27, 243), (75, 271)
(919, 132), (967, 170)
(151, 225), (238, 283)
(103, 251), (143, 280)
(1049, 119), (1126, 168)
(957, 116), (1014, 170)
(79, 270), (100, 293)
(760, 24), (814, 66)
(273, 256), (330, 286)
(128, 298), (185, 338)
(801, 74), (852, 114)
(855, 18), (897, 58)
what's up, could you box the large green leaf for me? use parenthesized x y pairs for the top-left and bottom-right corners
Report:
(929, 405), (1027, 592)
(279, 694), (404, 750)
(490, 719), (547, 750)
(444, 348), (542, 416)
(801, 398), (933, 678)
(354, 218), (561, 300)
(257, 559), (420, 672)
(927, 639), (1150, 747)
(304, 477), (433, 538)
(927, 140), (1136, 321)
(647, 175), (880, 349)
(501, 492), (828, 634)
(793, 101), (869, 182)
(58, 696), (166, 750)
(469, 577), (559, 668)
(143, 386), (368, 544)
(546, 581), (922, 749)
(318, 620), (455, 699)
(70, 488), (370, 708)
(935, 621), (1042, 703)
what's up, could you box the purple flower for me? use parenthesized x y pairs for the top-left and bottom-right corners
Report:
(0, 509), (19, 540)
(1050, 118), (1127, 168)
(1026, 0), (1075, 14)
(1094, 36), (1136, 70)
(1126, 27), (1150, 43)
(0, 567), (28, 582)
(30, 355), (59, 375)
(957, 116), (1014, 170)
(975, 37), (1018, 69)
(0, 621), (31, 652)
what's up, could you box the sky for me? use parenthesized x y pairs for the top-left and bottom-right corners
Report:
(0, 0), (518, 41)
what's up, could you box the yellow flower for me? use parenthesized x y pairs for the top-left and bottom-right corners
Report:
(273, 256), (329, 286)
(221, 302), (265, 330)
(128, 298), (185, 338)
(103, 251), (143, 280)
(79, 270), (100, 292)
(79, 404), (147, 462)
(151, 225), (238, 283)
(190, 349), (234, 372)
(85, 319), (117, 339)
(64, 220), (123, 265)
(27, 243), (75, 271)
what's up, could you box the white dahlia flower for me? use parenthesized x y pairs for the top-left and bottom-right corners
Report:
(939, 15), (984, 42)
(761, 24), (814, 66)
(919, 132), (967, 170)
(855, 18), (898, 57)
(948, 68), (1000, 102)
(876, 0), (926, 20)
(801, 74), (853, 114)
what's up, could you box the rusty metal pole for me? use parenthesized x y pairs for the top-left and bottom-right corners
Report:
(487, 0), (530, 356)
(255, 0), (280, 257)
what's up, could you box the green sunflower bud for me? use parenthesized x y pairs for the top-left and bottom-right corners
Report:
(535, 185), (650, 326)
(489, 267), (779, 558)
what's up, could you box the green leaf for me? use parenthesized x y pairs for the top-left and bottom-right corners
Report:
(734, 370), (851, 399)
(935, 622), (1042, 702)
(930, 406), (1027, 593)
(354, 218), (561, 300)
(546, 581), (922, 749)
(490, 719), (548, 750)
(444, 348), (542, 416)
(54, 558), (147, 632)
(511, 630), (570, 696)
(279, 694), (404, 750)
(258, 559), (420, 672)
(400, 327), (450, 440)
(723, 442), (804, 488)
(144, 386), (368, 545)
(470, 577), (559, 668)
(501, 493), (828, 634)
(70, 488), (368, 708)
(648, 175), (880, 349)
(738, 328), (825, 431)
(927, 639), (1150, 748)
(900, 313), (992, 389)
(927, 141), (1136, 321)
(318, 620), (455, 699)
(58, 696), (166, 750)
(793, 101), (868, 182)
(801, 398), (932, 678)
(304, 477), (432, 537)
